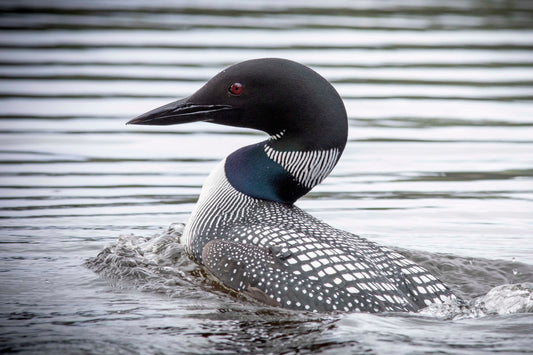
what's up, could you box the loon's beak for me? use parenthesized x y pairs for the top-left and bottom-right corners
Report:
(126, 97), (234, 126)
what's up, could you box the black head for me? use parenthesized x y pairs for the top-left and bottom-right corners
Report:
(128, 58), (348, 151)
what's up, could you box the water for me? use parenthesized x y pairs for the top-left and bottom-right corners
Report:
(1, 0), (532, 353)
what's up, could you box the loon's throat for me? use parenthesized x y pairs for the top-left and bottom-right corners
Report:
(224, 133), (343, 204)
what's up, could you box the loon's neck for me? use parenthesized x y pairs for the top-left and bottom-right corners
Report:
(225, 130), (345, 205)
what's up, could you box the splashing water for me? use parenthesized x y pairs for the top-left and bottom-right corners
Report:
(87, 224), (533, 320)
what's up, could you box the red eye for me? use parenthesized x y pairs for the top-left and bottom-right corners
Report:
(229, 82), (243, 96)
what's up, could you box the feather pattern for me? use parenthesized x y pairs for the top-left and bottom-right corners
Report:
(183, 160), (456, 312)
(264, 144), (341, 189)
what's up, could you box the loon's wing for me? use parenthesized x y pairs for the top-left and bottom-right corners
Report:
(202, 239), (297, 308)
(318, 229), (457, 309)
(241, 204), (457, 311)
(364, 244), (456, 309)
(201, 239), (420, 312)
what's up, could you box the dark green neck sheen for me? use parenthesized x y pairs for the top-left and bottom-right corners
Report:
(225, 142), (309, 205)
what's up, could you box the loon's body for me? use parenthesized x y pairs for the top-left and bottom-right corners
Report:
(128, 58), (456, 312)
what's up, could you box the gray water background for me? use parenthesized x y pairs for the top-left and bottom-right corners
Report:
(1, 0), (533, 353)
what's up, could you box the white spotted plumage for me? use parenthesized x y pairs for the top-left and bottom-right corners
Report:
(183, 157), (456, 313)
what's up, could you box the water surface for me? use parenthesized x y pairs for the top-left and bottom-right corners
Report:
(1, 0), (532, 353)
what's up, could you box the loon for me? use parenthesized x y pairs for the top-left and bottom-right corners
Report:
(128, 58), (456, 313)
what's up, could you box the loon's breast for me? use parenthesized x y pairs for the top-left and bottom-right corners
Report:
(183, 160), (455, 313)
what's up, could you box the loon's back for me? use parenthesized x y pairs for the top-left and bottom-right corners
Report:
(182, 160), (455, 312)
(128, 58), (458, 312)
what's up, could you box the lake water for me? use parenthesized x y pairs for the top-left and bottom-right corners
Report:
(1, 0), (533, 353)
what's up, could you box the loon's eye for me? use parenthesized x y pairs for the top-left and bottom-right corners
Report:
(228, 82), (243, 96)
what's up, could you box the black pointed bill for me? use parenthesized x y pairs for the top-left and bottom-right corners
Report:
(127, 97), (234, 126)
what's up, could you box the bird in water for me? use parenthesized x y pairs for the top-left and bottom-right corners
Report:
(128, 58), (457, 313)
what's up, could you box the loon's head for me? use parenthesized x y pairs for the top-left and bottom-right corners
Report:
(128, 58), (347, 151)
(129, 58), (348, 204)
